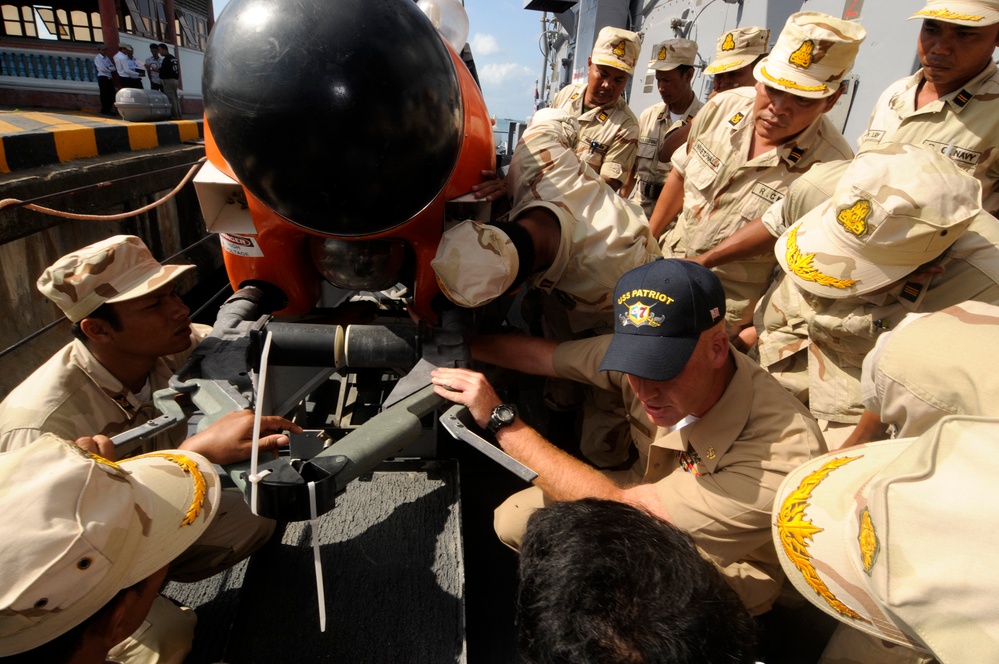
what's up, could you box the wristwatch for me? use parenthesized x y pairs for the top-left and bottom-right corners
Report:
(486, 404), (518, 434)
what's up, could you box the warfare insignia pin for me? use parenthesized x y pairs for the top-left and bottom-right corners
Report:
(837, 199), (872, 237)
(721, 32), (736, 51)
(789, 39), (815, 68)
(621, 301), (665, 328)
(657, 45), (668, 61)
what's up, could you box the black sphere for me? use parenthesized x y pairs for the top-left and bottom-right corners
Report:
(204, 0), (463, 236)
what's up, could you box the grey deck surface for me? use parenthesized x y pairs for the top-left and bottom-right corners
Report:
(164, 460), (465, 663)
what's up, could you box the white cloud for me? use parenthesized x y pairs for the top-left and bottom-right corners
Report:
(470, 32), (501, 57)
(479, 62), (533, 87)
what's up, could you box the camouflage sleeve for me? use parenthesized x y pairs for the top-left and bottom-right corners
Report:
(0, 426), (46, 453)
(599, 118), (639, 183)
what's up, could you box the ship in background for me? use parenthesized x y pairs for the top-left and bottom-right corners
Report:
(525, 0), (924, 145)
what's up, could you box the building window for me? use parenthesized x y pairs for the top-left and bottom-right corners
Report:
(122, 0), (167, 41)
(175, 8), (207, 51)
(1, 4), (102, 42)
(2, 5), (37, 38)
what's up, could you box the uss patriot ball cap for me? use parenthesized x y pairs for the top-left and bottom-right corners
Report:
(599, 259), (725, 381)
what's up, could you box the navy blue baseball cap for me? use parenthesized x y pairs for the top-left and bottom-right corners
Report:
(599, 259), (726, 381)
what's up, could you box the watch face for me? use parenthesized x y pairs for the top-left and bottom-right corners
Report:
(494, 405), (516, 424)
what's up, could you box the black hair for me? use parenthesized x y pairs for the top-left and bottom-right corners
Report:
(518, 498), (758, 664)
(69, 302), (122, 343)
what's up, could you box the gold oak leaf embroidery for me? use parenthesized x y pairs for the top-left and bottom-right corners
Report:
(776, 455), (867, 621)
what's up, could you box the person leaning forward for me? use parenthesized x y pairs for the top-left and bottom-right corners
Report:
(0, 235), (300, 664)
(693, 0), (999, 275)
(0, 435), (221, 664)
(432, 259), (825, 615)
(650, 12), (863, 337)
(755, 144), (999, 449)
(549, 26), (641, 191)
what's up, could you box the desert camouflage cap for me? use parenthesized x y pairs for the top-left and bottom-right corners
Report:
(37, 235), (195, 322)
(754, 12), (865, 98)
(647, 38), (697, 71)
(591, 26), (642, 74)
(910, 0), (999, 26)
(775, 143), (982, 298)
(432, 220), (519, 308)
(773, 415), (999, 661)
(706, 26), (770, 74)
(0, 435), (220, 656)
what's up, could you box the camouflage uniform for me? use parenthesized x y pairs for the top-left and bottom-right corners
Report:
(506, 112), (660, 335)
(437, 112), (659, 467)
(632, 96), (703, 218)
(662, 88), (853, 330)
(493, 335), (825, 616)
(550, 82), (639, 185)
(756, 150), (999, 427)
(0, 327), (208, 453)
(862, 300), (999, 439)
(858, 52), (999, 215)
(0, 235), (272, 664)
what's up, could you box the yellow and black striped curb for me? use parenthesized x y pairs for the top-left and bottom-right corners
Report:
(0, 112), (203, 174)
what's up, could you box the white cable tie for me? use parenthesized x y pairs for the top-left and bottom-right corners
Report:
(249, 330), (274, 516)
(308, 480), (327, 632)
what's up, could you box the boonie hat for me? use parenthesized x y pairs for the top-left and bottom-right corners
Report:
(0, 435), (220, 656)
(773, 415), (999, 661)
(599, 259), (725, 381)
(775, 143), (981, 298)
(591, 26), (642, 75)
(432, 220), (519, 307)
(910, 0), (999, 26)
(647, 38), (697, 72)
(37, 235), (194, 322)
(754, 12), (865, 98)
(706, 26), (770, 74)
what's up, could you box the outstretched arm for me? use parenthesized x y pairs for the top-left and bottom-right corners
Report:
(471, 334), (559, 377)
(179, 410), (302, 465)
(693, 218), (777, 269)
(648, 168), (685, 239)
(430, 367), (670, 521)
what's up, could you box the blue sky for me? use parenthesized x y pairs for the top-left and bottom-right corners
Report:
(212, 0), (543, 122)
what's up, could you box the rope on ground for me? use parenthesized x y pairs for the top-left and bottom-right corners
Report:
(0, 157), (207, 221)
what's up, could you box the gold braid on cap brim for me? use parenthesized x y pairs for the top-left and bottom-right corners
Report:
(132, 452), (207, 526)
(914, 8), (984, 21)
(758, 65), (828, 93)
(707, 60), (746, 73)
(776, 455), (868, 622)
(785, 226), (858, 289)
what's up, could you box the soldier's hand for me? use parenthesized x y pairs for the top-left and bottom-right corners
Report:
(430, 367), (502, 430)
(179, 410), (302, 465)
(471, 170), (509, 202)
(74, 434), (116, 460)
